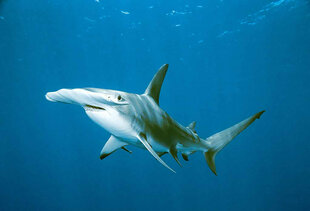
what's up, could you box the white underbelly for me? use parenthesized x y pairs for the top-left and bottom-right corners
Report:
(85, 110), (136, 140)
(85, 110), (169, 153)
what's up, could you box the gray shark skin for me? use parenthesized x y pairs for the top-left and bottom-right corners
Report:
(46, 64), (264, 174)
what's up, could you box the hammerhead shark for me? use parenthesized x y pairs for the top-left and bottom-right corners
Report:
(46, 64), (264, 175)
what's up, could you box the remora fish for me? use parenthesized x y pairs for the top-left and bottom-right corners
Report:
(45, 64), (264, 174)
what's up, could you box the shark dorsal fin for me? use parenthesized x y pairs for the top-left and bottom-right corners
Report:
(144, 64), (168, 105)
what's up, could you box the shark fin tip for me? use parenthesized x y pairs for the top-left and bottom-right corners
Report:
(100, 153), (111, 160)
(256, 110), (265, 119)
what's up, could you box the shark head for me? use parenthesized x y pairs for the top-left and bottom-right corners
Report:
(45, 88), (140, 138)
(45, 88), (129, 108)
(45, 64), (169, 140)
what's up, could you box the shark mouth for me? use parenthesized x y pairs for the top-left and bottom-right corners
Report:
(84, 104), (105, 111)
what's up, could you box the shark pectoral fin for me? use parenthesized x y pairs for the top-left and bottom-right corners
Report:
(170, 146), (182, 167)
(100, 136), (128, 160)
(136, 132), (176, 173)
(144, 64), (168, 105)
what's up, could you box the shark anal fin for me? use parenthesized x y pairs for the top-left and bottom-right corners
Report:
(100, 136), (128, 160)
(182, 153), (189, 161)
(137, 132), (175, 173)
(144, 64), (168, 105)
(170, 146), (182, 167)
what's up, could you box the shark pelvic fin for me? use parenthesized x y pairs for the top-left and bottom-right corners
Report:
(144, 64), (168, 105)
(181, 153), (189, 161)
(137, 132), (176, 173)
(157, 152), (168, 157)
(170, 146), (182, 167)
(100, 136), (128, 160)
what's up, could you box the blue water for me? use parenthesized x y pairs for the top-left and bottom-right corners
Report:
(1, 0), (309, 210)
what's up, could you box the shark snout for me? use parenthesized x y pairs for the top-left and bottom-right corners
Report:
(45, 89), (79, 104)
(45, 88), (124, 107)
(45, 92), (57, 102)
(46, 88), (103, 106)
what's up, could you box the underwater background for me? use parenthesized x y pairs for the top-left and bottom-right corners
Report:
(1, 0), (309, 210)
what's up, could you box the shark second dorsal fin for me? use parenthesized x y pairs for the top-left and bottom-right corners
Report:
(188, 121), (196, 130)
(187, 121), (197, 133)
(144, 64), (168, 105)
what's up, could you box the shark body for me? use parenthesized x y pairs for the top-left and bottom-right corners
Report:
(46, 64), (264, 174)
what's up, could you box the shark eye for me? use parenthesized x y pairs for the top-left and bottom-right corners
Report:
(117, 95), (122, 101)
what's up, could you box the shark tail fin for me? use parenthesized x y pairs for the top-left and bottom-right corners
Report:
(203, 110), (265, 175)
